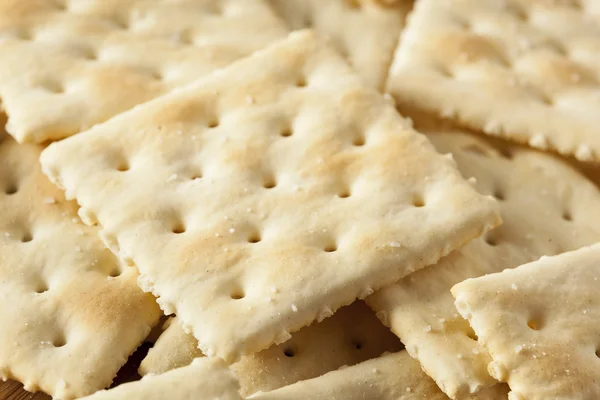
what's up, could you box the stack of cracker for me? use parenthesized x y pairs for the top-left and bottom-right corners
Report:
(0, 0), (598, 399)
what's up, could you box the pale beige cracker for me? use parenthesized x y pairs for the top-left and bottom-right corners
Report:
(81, 357), (241, 400)
(453, 244), (600, 400)
(366, 128), (600, 398)
(140, 301), (403, 396)
(267, 0), (412, 90)
(250, 351), (509, 400)
(0, 126), (161, 399)
(386, 0), (600, 162)
(0, 0), (287, 144)
(41, 31), (499, 363)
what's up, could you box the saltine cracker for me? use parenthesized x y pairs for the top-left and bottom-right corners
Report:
(267, 0), (412, 90)
(0, 128), (161, 399)
(80, 357), (241, 400)
(367, 129), (600, 398)
(0, 0), (287, 143)
(453, 244), (600, 400)
(386, 0), (600, 161)
(41, 31), (500, 362)
(250, 351), (510, 400)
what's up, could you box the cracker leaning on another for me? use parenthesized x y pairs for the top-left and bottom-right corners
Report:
(40, 31), (499, 363)
(250, 351), (509, 400)
(367, 127), (600, 399)
(453, 244), (600, 400)
(387, 0), (600, 161)
(0, 126), (161, 399)
(267, 0), (413, 90)
(0, 0), (287, 143)
(80, 357), (242, 400)
(140, 301), (403, 397)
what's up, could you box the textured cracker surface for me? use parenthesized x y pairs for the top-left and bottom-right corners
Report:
(453, 244), (600, 400)
(41, 31), (499, 362)
(0, 128), (161, 399)
(267, 0), (412, 90)
(367, 129), (600, 398)
(140, 301), (403, 396)
(250, 351), (509, 400)
(387, 0), (600, 161)
(0, 0), (287, 143)
(81, 357), (241, 400)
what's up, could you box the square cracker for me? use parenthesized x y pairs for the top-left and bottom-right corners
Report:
(41, 31), (499, 363)
(250, 351), (509, 400)
(453, 244), (600, 400)
(140, 301), (404, 396)
(0, 128), (161, 399)
(80, 357), (241, 400)
(386, 0), (600, 162)
(366, 128), (600, 398)
(0, 0), (287, 143)
(267, 0), (413, 90)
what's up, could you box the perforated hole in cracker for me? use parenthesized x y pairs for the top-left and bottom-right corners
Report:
(262, 175), (277, 189)
(492, 187), (505, 201)
(171, 221), (186, 235)
(323, 242), (338, 253)
(337, 188), (351, 199)
(230, 290), (245, 300)
(20, 231), (34, 243)
(207, 118), (220, 129)
(295, 76), (308, 88)
(248, 231), (262, 244)
(283, 347), (296, 358)
(280, 126), (293, 138)
(4, 182), (18, 195)
(116, 161), (130, 173)
(527, 319), (542, 331)
(352, 136), (366, 146)
(412, 194), (425, 208)
(35, 278), (50, 294)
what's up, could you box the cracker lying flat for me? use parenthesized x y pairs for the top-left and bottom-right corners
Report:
(267, 0), (412, 90)
(81, 357), (241, 400)
(41, 31), (499, 362)
(453, 244), (600, 400)
(387, 0), (600, 161)
(0, 127), (161, 398)
(250, 351), (509, 400)
(0, 0), (287, 143)
(366, 129), (600, 398)
(140, 301), (403, 396)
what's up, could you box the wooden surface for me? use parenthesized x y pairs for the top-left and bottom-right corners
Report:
(0, 343), (152, 399)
